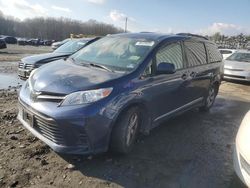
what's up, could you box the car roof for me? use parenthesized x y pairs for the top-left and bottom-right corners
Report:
(109, 32), (211, 43)
(68, 37), (97, 42)
(219, 49), (236, 51)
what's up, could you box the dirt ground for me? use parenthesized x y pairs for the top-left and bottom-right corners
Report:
(0, 44), (52, 62)
(0, 45), (250, 188)
(1, 81), (250, 188)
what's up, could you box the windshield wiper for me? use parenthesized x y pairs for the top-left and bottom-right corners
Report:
(65, 57), (75, 62)
(89, 63), (114, 72)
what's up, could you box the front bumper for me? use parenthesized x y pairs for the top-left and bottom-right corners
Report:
(233, 144), (250, 187)
(17, 99), (114, 155)
(223, 69), (250, 81)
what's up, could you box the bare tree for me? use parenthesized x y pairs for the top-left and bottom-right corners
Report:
(0, 13), (123, 40)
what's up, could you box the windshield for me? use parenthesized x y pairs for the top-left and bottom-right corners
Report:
(72, 36), (156, 72)
(54, 40), (88, 53)
(226, 52), (250, 62)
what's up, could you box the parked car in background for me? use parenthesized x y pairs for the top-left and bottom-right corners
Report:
(18, 38), (54, 46)
(18, 37), (100, 80)
(18, 33), (223, 155)
(223, 50), (250, 81)
(43, 40), (53, 46)
(219, 49), (236, 59)
(51, 38), (71, 50)
(26, 39), (42, 46)
(2, 36), (17, 44)
(17, 38), (28, 45)
(234, 110), (250, 187)
(247, 42), (250, 50)
(0, 38), (7, 49)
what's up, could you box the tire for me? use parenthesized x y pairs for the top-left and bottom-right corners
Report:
(199, 84), (217, 112)
(111, 107), (140, 154)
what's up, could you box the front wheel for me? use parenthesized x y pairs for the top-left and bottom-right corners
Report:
(110, 107), (140, 154)
(199, 84), (217, 112)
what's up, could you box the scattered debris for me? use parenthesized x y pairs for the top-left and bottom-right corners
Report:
(10, 135), (18, 140)
(10, 180), (18, 188)
(65, 164), (75, 170)
(41, 159), (48, 166)
(19, 144), (25, 148)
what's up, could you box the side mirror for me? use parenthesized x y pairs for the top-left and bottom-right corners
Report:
(156, 62), (176, 74)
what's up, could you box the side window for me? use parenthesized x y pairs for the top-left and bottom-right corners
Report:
(156, 42), (183, 70)
(206, 43), (223, 63)
(184, 41), (207, 67)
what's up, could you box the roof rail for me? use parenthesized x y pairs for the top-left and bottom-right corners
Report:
(176, 33), (209, 40)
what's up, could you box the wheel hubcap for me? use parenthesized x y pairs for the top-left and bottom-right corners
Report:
(126, 113), (138, 146)
(207, 87), (215, 107)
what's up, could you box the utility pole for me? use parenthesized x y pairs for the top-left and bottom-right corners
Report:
(125, 17), (128, 33)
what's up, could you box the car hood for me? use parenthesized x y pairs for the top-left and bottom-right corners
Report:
(29, 60), (123, 94)
(224, 60), (250, 69)
(52, 41), (63, 46)
(22, 52), (71, 64)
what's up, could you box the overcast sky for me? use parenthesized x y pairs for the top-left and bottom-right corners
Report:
(0, 0), (250, 36)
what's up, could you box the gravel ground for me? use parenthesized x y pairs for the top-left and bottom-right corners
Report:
(0, 44), (52, 62)
(0, 81), (249, 188)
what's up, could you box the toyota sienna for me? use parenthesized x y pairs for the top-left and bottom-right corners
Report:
(18, 33), (223, 154)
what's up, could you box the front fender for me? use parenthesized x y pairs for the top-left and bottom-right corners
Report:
(107, 91), (152, 133)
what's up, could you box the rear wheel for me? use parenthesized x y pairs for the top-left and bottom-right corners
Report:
(111, 107), (140, 154)
(199, 84), (217, 112)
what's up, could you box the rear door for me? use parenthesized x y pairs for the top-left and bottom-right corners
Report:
(183, 40), (211, 101)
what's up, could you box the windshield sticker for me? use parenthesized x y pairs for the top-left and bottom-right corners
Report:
(135, 41), (155, 47)
(127, 64), (135, 68)
(77, 42), (85, 45)
(129, 56), (140, 61)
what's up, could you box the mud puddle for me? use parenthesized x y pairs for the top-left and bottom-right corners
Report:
(0, 73), (23, 89)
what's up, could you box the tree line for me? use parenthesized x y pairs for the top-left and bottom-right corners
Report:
(0, 11), (124, 41)
(209, 32), (250, 49)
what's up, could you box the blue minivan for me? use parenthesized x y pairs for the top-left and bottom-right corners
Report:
(18, 33), (223, 154)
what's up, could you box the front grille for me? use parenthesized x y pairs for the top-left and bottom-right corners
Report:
(19, 100), (89, 148)
(34, 116), (65, 145)
(240, 154), (250, 175)
(78, 130), (89, 145)
(36, 94), (65, 103)
(19, 62), (24, 68)
(18, 61), (33, 70)
(25, 64), (33, 70)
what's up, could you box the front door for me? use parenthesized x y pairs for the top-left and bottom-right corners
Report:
(138, 41), (191, 124)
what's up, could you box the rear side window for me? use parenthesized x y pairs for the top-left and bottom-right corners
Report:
(184, 41), (207, 66)
(156, 42), (183, 70)
(206, 43), (223, 63)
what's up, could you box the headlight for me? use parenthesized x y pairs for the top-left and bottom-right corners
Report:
(60, 88), (113, 106)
